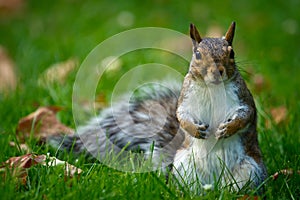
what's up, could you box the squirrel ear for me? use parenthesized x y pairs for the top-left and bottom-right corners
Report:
(225, 21), (236, 46)
(190, 23), (202, 45)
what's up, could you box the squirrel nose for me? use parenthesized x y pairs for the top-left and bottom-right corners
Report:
(218, 66), (224, 76)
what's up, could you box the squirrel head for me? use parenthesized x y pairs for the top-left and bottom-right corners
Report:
(189, 22), (236, 85)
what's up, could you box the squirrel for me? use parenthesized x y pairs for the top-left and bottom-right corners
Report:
(48, 22), (267, 193)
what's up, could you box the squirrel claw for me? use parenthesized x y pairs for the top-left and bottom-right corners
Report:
(196, 122), (209, 139)
(215, 123), (229, 139)
(197, 123), (209, 130)
(215, 129), (226, 139)
(198, 129), (210, 139)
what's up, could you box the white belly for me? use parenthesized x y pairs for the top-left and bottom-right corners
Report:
(173, 134), (242, 181)
(172, 133), (260, 193)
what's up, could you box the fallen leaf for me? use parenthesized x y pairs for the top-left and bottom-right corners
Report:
(101, 56), (122, 76)
(77, 92), (108, 114)
(38, 58), (78, 86)
(117, 11), (135, 28)
(45, 156), (83, 178)
(0, 153), (82, 185)
(0, 154), (45, 184)
(9, 141), (31, 153)
(249, 73), (271, 94)
(253, 74), (265, 93)
(265, 106), (288, 129)
(0, 46), (17, 94)
(272, 168), (300, 181)
(95, 93), (108, 110)
(16, 106), (74, 143)
(0, 0), (24, 14)
(238, 195), (259, 200)
(270, 106), (288, 124)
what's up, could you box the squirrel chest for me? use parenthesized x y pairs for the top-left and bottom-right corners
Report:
(177, 81), (241, 132)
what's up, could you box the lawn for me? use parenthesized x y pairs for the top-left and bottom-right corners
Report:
(0, 0), (299, 199)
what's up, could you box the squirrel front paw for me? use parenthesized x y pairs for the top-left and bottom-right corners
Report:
(196, 122), (209, 139)
(215, 119), (232, 140)
(180, 119), (210, 139)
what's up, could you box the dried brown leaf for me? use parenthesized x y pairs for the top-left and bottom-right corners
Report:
(0, 46), (17, 94)
(101, 56), (122, 75)
(45, 156), (83, 178)
(0, 154), (82, 185)
(272, 168), (300, 180)
(253, 74), (265, 93)
(94, 93), (107, 110)
(38, 58), (78, 86)
(265, 106), (288, 129)
(0, 154), (45, 184)
(249, 73), (271, 94)
(238, 195), (259, 200)
(9, 141), (31, 153)
(16, 106), (74, 142)
(1, 154), (45, 169)
(270, 106), (288, 124)
(0, 0), (24, 14)
(78, 93), (108, 113)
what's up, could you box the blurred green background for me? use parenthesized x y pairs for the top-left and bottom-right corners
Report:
(0, 0), (299, 199)
(1, 0), (299, 104)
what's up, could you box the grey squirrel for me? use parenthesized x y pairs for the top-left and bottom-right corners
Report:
(49, 22), (267, 193)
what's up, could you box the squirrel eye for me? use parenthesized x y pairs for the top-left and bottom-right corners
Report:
(229, 49), (235, 59)
(195, 50), (201, 60)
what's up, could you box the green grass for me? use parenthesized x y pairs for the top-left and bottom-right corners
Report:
(1, 0), (300, 199)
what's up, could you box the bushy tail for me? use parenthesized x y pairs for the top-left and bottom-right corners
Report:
(47, 134), (86, 156)
(47, 82), (184, 166)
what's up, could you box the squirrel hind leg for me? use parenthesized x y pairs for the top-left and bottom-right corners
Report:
(228, 158), (266, 193)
